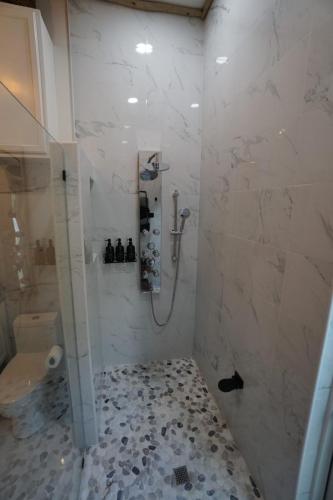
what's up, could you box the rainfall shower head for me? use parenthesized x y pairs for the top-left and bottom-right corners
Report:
(139, 153), (170, 181)
(144, 161), (170, 173)
(145, 152), (170, 173)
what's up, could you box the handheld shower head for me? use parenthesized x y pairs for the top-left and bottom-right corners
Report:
(179, 207), (191, 219)
(179, 207), (191, 233)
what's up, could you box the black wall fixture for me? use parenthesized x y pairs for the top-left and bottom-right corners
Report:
(218, 371), (244, 392)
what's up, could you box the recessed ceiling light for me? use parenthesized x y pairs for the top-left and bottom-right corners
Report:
(216, 56), (229, 64)
(123, 124), (131, 129)
(136, 42), (153, 55)
(190, 103), (200, 108)
(121, 140), (128, 144)
(128, 97), (138, 104)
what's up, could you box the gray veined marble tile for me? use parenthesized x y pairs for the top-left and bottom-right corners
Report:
(280, 251), (333, 334)
(70, 0), (202, 369)
(233, 188), (293, 250)
(288, 183), (333, 262)
(196, 1), (333, 499)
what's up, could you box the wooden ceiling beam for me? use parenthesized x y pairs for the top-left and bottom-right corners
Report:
(201, 0), (213, 19)
(108, 0), (203, 18)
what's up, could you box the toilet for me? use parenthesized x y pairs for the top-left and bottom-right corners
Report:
(0, 312), (68, 439)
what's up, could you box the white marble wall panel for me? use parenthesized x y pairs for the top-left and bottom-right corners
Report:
(62, 143), (98, 445)
(69, 0), (202, 367)
(195, 1), (333, 499)
(79, 150), (102, 380)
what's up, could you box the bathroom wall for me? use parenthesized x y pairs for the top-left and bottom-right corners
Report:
(195, 0), (333, 499)
(69, 0), (202, 366)
(55, 142), (98, 445)
(79, 149), (102, 378)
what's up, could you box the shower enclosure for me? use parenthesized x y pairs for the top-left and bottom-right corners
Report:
(0, 83), (84, 499)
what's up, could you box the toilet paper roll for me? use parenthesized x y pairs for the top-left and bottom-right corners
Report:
(45, 345), (63, 369)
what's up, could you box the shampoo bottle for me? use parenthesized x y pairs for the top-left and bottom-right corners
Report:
(34, 240), (45, 265)
(46, 239), (56, 265)
(104, 239), (114, 263)
(126, 238), (136, 262)
(115, 238), (125, 262)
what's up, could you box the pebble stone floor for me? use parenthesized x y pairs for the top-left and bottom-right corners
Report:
(0, 411), (82, 500)
(80, 358), (262, 500)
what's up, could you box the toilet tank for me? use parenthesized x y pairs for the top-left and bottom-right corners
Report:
(13, 312), (60, 353)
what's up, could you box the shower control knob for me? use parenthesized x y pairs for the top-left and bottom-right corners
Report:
(147, 242), (155, 250)
(152, 269), (159, 277)
(152, 249), (160, 257)
(142, 271), (149, 279)
(153, 229), (160, 235)
(146, 257), (155, 267)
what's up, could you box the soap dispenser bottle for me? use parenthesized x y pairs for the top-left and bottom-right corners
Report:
(46, 239), (56, 265)
(126, 238), (136, 262)
(34, 239), (45, 265)
(104, 239), (114, 263)
(115, 238), (125, 262)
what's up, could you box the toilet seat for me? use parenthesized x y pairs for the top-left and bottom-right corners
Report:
(0, 352), (48, 406)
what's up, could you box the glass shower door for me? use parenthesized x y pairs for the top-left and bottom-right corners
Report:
(0, 82), (83, 499)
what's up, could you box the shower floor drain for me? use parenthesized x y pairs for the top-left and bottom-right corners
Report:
(173, 465), (190, 485)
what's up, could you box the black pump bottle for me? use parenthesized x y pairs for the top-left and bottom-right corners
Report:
(115, 238), (125, 262)
(126, 238), (136, 262)
(104, 239), (114, 263)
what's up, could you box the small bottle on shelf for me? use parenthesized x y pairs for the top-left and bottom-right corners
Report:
(46, 239), (56, 265)
(104, 239), (114, 263)
(34, 240), (45, 265)
(126, 238), (136, 262)
(115, 238), (125, 262)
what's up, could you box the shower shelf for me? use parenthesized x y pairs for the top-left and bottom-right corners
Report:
(104, 260), (137, 264)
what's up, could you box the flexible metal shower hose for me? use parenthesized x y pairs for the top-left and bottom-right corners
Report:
(150, 224), (184, 327)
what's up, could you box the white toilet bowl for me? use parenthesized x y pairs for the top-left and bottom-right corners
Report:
(0, 352), (68, 438)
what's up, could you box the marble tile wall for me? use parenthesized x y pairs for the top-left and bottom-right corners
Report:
(79, 149), (102, 379)
(194, 1), (333, 499)
(60, 143), (99, 446)
(69, 0), (202, 366)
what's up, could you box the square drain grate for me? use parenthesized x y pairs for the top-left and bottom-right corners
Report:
(173, 465), (190, 486)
